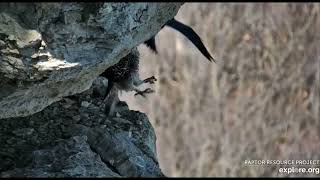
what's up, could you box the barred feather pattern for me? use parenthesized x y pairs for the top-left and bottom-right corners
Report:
(101, 50), (140, 83)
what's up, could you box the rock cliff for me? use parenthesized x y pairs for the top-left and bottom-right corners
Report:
(0, 3), (183, 177)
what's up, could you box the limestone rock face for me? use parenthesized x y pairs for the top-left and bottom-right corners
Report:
(0, 3), (182, 119)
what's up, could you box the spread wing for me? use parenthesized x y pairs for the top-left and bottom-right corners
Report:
(166, 18), (215, 62)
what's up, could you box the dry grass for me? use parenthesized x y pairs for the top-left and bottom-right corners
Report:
(120, 3), (320, 177)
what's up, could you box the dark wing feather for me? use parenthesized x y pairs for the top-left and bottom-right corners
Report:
(144, 36), (158, 54)
(166, 18), (215, 62)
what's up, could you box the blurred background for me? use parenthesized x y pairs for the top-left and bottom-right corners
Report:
(121, 3), (320, 177)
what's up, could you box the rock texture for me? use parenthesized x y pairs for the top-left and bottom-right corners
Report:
(0, 3), (183, 177)
(0, 76), (163, 177)
(0, 3), (182, 119)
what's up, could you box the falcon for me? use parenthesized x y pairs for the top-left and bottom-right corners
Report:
(99, 48), (156, 115)
(99, 17), (215, 115)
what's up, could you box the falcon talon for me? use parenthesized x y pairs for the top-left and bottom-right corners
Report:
(134, 88), (155, 98)
(143, 76), (157, 84)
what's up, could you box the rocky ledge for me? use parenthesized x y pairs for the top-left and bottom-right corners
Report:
(0, 77), (163, 177)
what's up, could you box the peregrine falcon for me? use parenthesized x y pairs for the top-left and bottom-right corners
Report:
(99, 48), (157, 115)
(99, 17), (215, 115)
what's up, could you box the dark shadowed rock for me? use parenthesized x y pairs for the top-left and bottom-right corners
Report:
(0, 75), (164, 177)
(1, 136), (120, 177)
